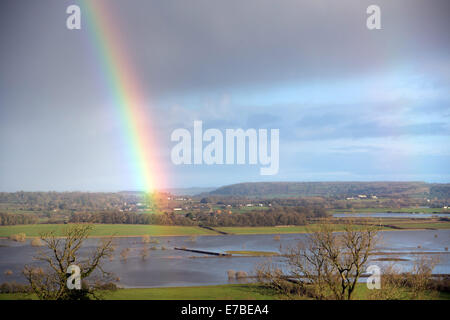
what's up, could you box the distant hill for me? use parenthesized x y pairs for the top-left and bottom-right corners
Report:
(164, 187), (216, 196)
(118, 188), (216, 196)
(208, 182), (450, 199)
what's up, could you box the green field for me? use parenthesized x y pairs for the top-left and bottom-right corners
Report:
(216, 224), (396, 235)
(105, 284), (279, 300)
(0, 224), (217, 238)
(232, 206), (269, 213)
(0, 284), (280, 300)
(216, 220), (450, 235)
(0, 283), (448, 300)
(386, 222), (450, 229)
(350, 218), (450, 230)
(0, 223), (385, 238)
(226, 250), (279, 256)
(216, 226), (311, 234)
(1, 218), (449, 238)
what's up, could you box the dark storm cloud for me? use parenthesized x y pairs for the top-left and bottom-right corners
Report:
(0, 0), (449, 190)
(3, 0), (447, 98)
(107, 0), (450, 96)
(1, 0), (449, 106)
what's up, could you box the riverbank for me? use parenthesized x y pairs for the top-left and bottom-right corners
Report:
(332, 207), (449, 214)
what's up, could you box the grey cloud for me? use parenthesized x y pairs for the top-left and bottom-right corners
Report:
(2, 0), (450, 100)
(1, 0), (449, 190)
(293, 120), (450, 141)
(246, 113), (281, 128)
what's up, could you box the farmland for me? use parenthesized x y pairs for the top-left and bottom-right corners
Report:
(0, 283), (448, 300)
(0, 224), (217, 238)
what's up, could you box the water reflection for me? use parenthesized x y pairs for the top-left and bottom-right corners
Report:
(333, 212), (450, 218)
(0, 230), (448, 287)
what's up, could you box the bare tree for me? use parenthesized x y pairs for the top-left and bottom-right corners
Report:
(120, 248), (131, 262)
(369, 256), (439, 300)
(140, 245), (149, 261)
(23, 224), (115, 300)
(408, 255), (438, 298)
(257, 223), (379, 300)
(142, 235), (150, 244)
(227, 270), (236, 279)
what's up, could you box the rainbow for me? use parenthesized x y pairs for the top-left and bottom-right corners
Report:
(81, 0), (165, 194)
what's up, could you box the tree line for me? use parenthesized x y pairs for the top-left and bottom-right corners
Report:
(0, 212), (38, 225)
(68, 206), (327, 227)
(0, 191), (138, 212)
(69, 211), (195, 226)
(209, 181), (450, 199)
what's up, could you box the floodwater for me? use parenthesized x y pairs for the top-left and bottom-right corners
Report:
(0, 230), (449, 288)
(333, 212), (450, 218)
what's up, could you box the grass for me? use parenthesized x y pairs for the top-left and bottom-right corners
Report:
(216, 224), (396, 235)
(1, 283), (448, 300)
(226, 250), (279, 256)
(0, 284), (280, 300)
(352, 284), (450, 300)
(216, 226), (311, 234)
(0, 293), (32, 300)
(233, 206), (269, 213)
(387, 222), (450, 229)
(106, 284), (280, 300)
(0, 224), (218, 238)
(0, 218), (448, 238)
(216, 220), (450, 235)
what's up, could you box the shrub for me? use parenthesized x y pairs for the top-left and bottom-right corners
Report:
(430, 276), (450, 293)
(235, 271), (248, 279)
(142, 236), (159, 244)
(227, 270), (236, 279)
(370, 257), (439, 300)
(0, 282), (31, 293)
(187, 235), (197, 243)
(31, 238), (43, 247)
(120, 248), (130, 262)
(95, 282), (118, 291)
(140, 246), (149, 261)
(142, 235), (150, 243)
(0, 282), (12, 293)
(9, 233), (26, 242)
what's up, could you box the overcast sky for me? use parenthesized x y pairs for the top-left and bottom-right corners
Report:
(0, 0), (449, 191)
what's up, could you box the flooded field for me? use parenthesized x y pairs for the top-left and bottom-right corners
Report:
(333, 212), (450, 218)
(0, 229), (448, 288)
